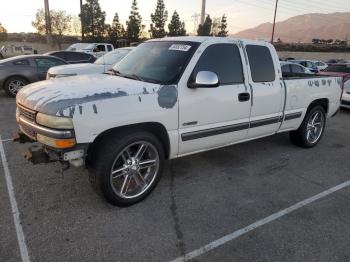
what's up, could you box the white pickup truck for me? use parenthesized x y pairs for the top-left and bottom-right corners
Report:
(15, 37), (343, 206)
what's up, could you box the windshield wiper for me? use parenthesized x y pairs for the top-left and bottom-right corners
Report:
(107, 70), (162, 84)
(107, 68), (122, 76)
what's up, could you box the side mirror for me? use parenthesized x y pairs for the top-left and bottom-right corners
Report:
(189, 71), (219, 88)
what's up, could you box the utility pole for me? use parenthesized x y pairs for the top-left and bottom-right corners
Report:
(271, 0), (279, 43)
(44, 0), (52, 43)
(200, 0), (206, 25)
(80, 0), (85, 41)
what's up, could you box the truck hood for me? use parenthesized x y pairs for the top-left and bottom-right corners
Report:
(49, 63), (105, 76)
(16, 73), (177, 117)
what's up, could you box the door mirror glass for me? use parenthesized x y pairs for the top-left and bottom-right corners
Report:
(190, 71), (219, 88)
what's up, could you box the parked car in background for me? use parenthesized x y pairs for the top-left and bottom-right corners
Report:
(47, 47), (134, 79)
(341, 79), (350, 109)
(67, 43), (114, 58)
(313, 61), (328, 71)
(45, 51), (96, 64)
(318, 64), (350, 82)
(292, 60), (319, 73)
(0, 55), (67, 97)
(280, 61), (313, 77)
(326, 59), (349, 65)
(15, 37), (342, 206)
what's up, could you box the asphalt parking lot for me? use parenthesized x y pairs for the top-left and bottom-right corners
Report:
(1, 90), (350, 262)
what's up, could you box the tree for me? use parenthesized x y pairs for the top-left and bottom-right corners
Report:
(211, 17), (221, 36)
(197, 15), (212, 36)
(149, 0), (168, 38)
(70, 16), (82, 36)
(168, 11), (186, 37)
(0, 23), (7, 42)
(32, 9), (72, 49)
(80, 0), (106, 41)
(126, 0), (142, 43)
(108, 13), (125, 44)
(217, 14), (228, 37)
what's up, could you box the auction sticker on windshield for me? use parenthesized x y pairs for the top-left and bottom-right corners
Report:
(169, 44), (192, 52)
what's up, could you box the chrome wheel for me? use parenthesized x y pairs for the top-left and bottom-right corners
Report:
(110, 141), (159, 199)
(306, 111), (324, 144)
(8, 79), (25, 95)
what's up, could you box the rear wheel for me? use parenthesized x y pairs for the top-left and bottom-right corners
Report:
(89, 131), (165, 206)
(4, 76), (28, 97)
(290, 105), (326, 148)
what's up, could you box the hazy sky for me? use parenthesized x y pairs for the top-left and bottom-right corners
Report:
(1, 0), (349, 34)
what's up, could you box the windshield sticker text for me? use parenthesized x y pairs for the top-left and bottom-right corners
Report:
(169, 44), (191, 52)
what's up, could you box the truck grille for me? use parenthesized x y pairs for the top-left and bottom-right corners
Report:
(18, 104), (36, 122)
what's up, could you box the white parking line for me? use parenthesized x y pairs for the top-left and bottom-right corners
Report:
(170, 179), (350, 262)
(0, 135), (30, 262)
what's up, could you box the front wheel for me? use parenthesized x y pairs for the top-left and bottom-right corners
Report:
(290, 105), (326, 148)
(89, 131), (165, 206)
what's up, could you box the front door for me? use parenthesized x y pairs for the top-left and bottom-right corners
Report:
(178, 42), (251, 155)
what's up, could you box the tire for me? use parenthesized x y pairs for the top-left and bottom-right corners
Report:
(4, 76), (29, 97)
(290, 105), (326, 148)
(89, 131), (165, 206)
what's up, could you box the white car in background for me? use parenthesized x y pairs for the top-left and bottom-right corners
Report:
(341, 79), (350, 109)
(47, 47), (134, 79)
(314, 61), (328, 71)
(280, 61), (313, 77)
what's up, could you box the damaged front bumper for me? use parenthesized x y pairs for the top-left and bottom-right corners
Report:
(15, 104), (87, 167)
(14, 130), (87, 167)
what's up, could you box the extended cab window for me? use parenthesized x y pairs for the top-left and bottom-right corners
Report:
(192, 44), (244, 85)
(246, 45), (275, 82)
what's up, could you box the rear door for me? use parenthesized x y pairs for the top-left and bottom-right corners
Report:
(178, 41), (251, 155)
(35, 57), (66, 80)
(244, 43), (284, 139)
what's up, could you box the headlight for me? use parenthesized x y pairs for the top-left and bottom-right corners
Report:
(36, 113), (74, 129)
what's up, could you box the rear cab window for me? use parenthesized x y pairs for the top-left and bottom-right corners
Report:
(246, 45), (275, 82)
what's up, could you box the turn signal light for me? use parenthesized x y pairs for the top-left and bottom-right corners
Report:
(37, 134), (76, 149)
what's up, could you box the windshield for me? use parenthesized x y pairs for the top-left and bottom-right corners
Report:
(112, 41), (199, 84)
(67, 43), (90, 51)
(95, 49), (130, 65)
(82, 44), (96, 50)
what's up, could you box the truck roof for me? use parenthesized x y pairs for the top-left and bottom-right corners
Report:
(147, 36), (270, 46)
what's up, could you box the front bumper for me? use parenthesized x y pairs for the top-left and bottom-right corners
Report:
(15, 104), (87, 167)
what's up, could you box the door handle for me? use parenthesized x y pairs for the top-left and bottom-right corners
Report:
(238, 92), (250, 102)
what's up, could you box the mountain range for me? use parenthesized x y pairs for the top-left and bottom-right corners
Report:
(233, 12), (350, 43)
